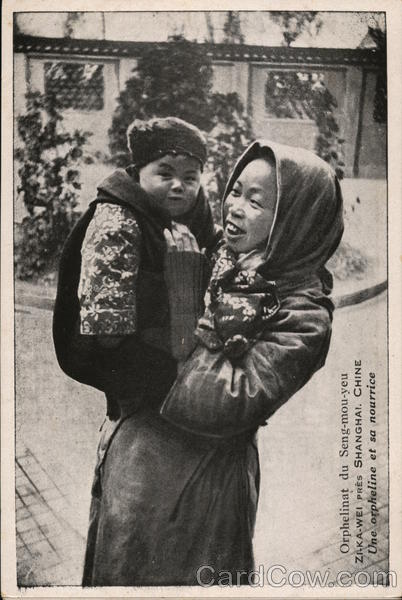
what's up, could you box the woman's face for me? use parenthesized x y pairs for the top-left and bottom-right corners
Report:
(224, 158), (277, 254)
(139, 154), (202, 218)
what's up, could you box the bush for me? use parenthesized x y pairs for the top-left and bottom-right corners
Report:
(329, 195), (370, 282)
(108, 35), (254, 212)
(15, 91), (91, 280)
(265, 70), (345, 179)
(204, 92), (253, 220)
(109, 34), (367, 282)
(327, 241), (369, 281)
(108, 36), (215, 166)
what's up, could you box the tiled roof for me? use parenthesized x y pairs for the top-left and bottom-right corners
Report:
(14, 34), (384, 67)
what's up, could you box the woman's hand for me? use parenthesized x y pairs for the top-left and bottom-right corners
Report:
(164, 222), (205, 254)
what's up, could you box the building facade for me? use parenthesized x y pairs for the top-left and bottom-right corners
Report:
(14, 34), (386, 180)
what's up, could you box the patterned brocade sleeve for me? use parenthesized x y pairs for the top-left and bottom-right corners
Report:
(78, 203), (141, 336)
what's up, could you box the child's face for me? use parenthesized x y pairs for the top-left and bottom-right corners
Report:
(224, 158), (277, 254)
(139, 154), (202, 218)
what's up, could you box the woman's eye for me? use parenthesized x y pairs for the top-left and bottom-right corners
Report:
(159, 171), (172, 178)
(250, 198), (262, 208)
(230, 188), (241, 197)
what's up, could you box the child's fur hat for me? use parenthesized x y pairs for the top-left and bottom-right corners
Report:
(127, 117), (207, 169)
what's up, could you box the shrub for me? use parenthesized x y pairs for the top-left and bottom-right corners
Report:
(327, 241), (370, 281)
(108, 35), (254, 212)
(108, 36), (215, 166)
(109, 34), (365, 282)
(265, 70), (345, 179)
(15, 90), (91, 280)
(204, 92), (253, 221)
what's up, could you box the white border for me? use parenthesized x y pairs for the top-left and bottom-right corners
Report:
(2, 1), (401, 598)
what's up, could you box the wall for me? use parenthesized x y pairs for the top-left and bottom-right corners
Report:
(213, 60), (386, 179)
(248, 63), (357, 172)
(14, 54), (123, 222)
(22, 55), (121, 154)
(212, 61), (249, 109)
(357, 71), (386, 179)
(249, 64), (318, 151)
(14, 51), (387, 180)
(118, 57), (137, 90)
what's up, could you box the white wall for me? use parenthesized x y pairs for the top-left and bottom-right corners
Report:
(24, 56), (120, 153)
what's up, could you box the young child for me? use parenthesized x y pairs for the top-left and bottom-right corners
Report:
(53, 116), (218, 421)
(160, 139), (344, 438)
(53, 117), (226, 586)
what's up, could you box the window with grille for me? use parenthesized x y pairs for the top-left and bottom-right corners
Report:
(44, 62), (104, 111)
(265, 70), (328, 120)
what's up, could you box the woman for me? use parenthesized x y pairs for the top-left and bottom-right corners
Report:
(160, 140), (344, 440)
(54, 136), (343, 586)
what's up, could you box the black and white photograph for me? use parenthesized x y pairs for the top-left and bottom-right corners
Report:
(2, 1), (402, 597)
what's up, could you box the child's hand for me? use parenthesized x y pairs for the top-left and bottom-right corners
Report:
(164, 222), (205, 254)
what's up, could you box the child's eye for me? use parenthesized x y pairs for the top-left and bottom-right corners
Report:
(185, 176), (197, 184)
(159, 171), (172, 178)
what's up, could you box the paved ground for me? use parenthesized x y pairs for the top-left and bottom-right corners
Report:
(15, 446), (84, 585)
(14, 291), (389, 588)
(15, 304), (104, 586)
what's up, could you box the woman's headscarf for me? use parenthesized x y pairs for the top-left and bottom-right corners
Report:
(222, 140), (344, 292)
